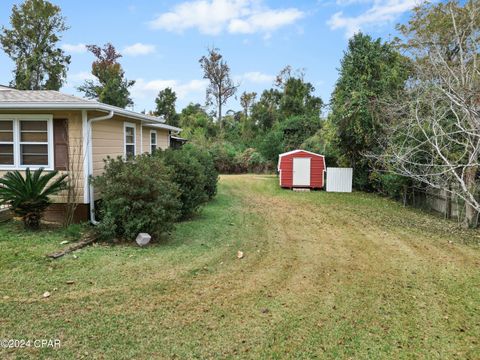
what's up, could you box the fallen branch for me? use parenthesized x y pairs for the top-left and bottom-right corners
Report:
(47, 233), (99, 259)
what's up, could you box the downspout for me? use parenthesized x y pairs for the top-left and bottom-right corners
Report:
(140, 123), (143, 154)
(87, 110), (114, 225)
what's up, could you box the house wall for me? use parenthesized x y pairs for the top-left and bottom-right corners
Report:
(0, 110), (85, 204)
(141, 126), (170, 153)
(0, 110), (174, 222)
(91, 116), (140, 177)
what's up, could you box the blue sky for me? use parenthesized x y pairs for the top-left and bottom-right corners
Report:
(0, 0), (418, 113)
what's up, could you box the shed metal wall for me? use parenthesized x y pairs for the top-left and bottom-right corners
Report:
(326, 167), (353, 192)
(279, 150), (325, 189)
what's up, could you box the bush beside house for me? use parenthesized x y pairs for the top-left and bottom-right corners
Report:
(92, 155), (181, 241)
(93, 145), (219, 242)
(182, 144), (218, 199)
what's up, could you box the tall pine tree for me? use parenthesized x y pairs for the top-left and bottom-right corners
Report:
(154, 87), (179, 126)
(0, 0), (71, 90)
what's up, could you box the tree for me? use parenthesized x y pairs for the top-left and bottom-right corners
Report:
(329, 33), (410, 190)
(280, 77), (323, 119)
(280, 115), (322, 151)
(375, 0), (480, 227)
(240, 91), (257, 118)
(251, 89), (282, 131)
(0, 0), (70, 90)
(199, 48), (238, 127)
(178, 103), (217, 145)
(154, 87), (179, 126)
(78, 43), (135, 108)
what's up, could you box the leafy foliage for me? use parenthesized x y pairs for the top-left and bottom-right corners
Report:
(154, 87), (179, 126)
(182, 144), (219, 199)
(328, 32), (410, 190)
(78, 43), (135, 108)
(159, 148), (209, 219)
(92, 155), (181, 241)
(0, 168), (67, 229)
(0, 0), (71, 90)
(240, 91), (257, 118)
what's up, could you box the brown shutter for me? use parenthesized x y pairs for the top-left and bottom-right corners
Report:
(53, 119), (68, 171)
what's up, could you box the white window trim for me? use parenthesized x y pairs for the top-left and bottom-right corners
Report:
(123, 122), (136, 158)
(0, 114), (54, 171)
(150, 130), (157, 153)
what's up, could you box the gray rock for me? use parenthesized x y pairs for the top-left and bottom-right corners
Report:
(136, 233), (151, 246)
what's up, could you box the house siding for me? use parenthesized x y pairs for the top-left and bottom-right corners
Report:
(0, 110), (85, 204)
(141, 126), (169, 153)
(91, 116), (142, 177)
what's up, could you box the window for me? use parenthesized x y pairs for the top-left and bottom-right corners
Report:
(20, 121), (49, 166)
(150, 130), (157, 153)
(124, 123), (136, 159)
(0, 120), (14, 166)
(0, 115), (53, 169)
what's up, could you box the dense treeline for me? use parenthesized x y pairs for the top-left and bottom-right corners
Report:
(157, 65), (324, 174)
(1, 0), (478, 228)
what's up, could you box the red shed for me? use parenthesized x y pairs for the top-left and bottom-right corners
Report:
(277, 150), (325, 189)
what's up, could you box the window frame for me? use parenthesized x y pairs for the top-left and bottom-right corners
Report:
(150, 130), (157, 153)
(0, 114), (54, 170)
(0, 119), (15, 168)
(124, 122), (136, 159)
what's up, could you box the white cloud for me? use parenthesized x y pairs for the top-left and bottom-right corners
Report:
(123, 43), (156, 56)
(68, 71), (95, 82)
(61, 43), (87, 53)
(227, 8), (303, 34)
(62, 71), (95, 94)
(238, 71), (274, 84)
(328, 0), (418, 38)
(149, 0), (304, 35)
(131, 78), (208, 100)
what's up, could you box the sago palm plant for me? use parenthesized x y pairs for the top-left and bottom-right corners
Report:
(0, 168), (68, 229)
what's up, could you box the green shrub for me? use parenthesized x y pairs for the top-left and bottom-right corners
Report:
(209, 142), (241, 173)
(183, 144), (218, 199)
(248, 150), (270, 173)
(258, 129), (284, 165)
(236, 148), (270, 173)
(0, 168), (67, 230)
(92, 155), (181, 241)
(160, 148), (209, 219)
(371, 172), (411, 200)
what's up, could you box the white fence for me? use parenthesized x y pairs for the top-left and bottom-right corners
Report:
(326, 167), (353, 192)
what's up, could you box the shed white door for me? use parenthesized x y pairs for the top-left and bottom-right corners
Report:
(293, 158), (311, 186)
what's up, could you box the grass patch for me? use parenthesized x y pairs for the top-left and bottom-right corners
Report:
(0, 175), (479, 359)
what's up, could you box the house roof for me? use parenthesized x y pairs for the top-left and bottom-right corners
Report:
(146, 123), (182, 133)
(0, 88), (178, 130)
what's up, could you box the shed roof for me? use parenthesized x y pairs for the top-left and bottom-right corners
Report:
(277, 149), (324, 170)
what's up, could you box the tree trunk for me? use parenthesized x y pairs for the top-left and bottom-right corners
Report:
(463, 166), (478, 228)
(24, 212), (41, 230)
(218, 99), (222, 130)
(445, 184), (452, 220)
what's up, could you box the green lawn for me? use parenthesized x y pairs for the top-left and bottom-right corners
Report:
(0, 175), (479, 359)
